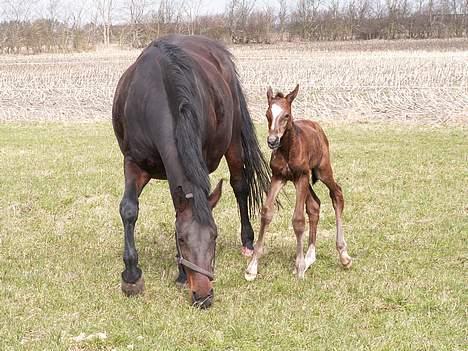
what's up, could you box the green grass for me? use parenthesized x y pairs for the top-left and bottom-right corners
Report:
(0, 122), (466, 350)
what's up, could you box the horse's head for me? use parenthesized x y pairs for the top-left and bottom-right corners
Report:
(174, 180), (223, 309)
(265, 84), (299, 150)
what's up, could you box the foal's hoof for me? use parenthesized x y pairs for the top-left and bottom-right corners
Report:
(241, 247), (254, 257)
(244, 271), (257, 281)
(340, 252), (353, 269)
(121, 276), (145, 296)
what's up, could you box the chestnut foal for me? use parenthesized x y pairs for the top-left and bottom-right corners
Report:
(245, 85), (352, 281)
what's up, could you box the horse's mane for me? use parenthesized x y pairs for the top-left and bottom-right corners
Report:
(153, 38), (212, 225)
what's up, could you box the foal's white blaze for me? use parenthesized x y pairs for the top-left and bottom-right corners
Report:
(271, 104), (283, 129)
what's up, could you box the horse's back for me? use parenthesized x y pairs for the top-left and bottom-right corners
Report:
(112, 35), (237, 177)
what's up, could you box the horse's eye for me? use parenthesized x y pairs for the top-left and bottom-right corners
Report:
(178, 237), (185, 243)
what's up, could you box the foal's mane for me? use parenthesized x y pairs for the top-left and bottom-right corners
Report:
(274, 92), (285, 98)
(153, 38), (212, 225)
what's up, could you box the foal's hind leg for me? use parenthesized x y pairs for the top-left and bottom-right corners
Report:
(245, 176), (285, 281)
(304, 185), (320, 272)
(120, 157), (151, 296)
(319, 163), (352, 268)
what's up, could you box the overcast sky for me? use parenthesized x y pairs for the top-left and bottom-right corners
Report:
(1, 0), (296, 21)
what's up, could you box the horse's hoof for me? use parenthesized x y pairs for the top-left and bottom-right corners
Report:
(244, 271), (257, 281)
(340, 252), (353, 269)
(241, 247), (254, 257)
(121, 276), (144, 296)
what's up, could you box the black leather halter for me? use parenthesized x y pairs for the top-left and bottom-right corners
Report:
(175, 231), (215, 281)
(175, 192), (215, 281)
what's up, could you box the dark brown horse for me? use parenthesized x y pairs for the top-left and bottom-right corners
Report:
(245, 85), (352, 281)
(112, 35), (269, 308)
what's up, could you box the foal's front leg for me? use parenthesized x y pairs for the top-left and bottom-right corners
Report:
(293, 176), (310, 279)
(245, 176), (285, 281)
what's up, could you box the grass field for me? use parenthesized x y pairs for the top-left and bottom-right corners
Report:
(0, 122), (466, 350)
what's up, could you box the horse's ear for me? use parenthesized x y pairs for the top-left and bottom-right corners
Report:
(267, 86), (273, 105)
(208, 179), (223, 209)
(174, 186), (189, 213)
(286, 84), (299, 104)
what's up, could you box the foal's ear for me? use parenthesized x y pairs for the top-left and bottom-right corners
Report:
(208, 179), (223, 209)
(286, 84), (299, 104)
(267, 86), (274, 105)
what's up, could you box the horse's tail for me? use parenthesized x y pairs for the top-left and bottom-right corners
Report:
(235, 80), (271, 217)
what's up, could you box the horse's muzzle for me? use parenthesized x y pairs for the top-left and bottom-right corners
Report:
(192, 289), (214, 309)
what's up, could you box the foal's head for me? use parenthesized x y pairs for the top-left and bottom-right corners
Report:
(265, 84), (299, 150)
(174, 180), (223, 309)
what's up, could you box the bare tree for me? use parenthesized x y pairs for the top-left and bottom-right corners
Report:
(277, 0), (288, 35)
(96, 0), (113, 46)
(1, 0), (38, 52)
(126, 0), (148, 47)
(153, 0), (181, 37)
(225, 0), (256, 41)
(296, 0), (322, 39)
(183, 0), (203, 35)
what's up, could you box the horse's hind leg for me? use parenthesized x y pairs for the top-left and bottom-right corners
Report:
(225, 143), (255, 256)
(304, 185), (320, 272)
(245, 176), (285, 281)
(120, 157), (151, 296)
(319, 163), (352, 269)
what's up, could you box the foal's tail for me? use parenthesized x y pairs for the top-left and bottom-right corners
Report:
(235, 80), (271, 217)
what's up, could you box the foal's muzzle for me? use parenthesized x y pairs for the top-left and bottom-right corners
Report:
(267, 135), (280, 150)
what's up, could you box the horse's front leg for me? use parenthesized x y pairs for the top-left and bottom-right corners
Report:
(293, 175), (309, 279)
(120, 157), (150, 296)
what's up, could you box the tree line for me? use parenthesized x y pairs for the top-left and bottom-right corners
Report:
(1, 0), (467, 54)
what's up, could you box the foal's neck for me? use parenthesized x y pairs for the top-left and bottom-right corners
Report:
(278, 119), (297, 156)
